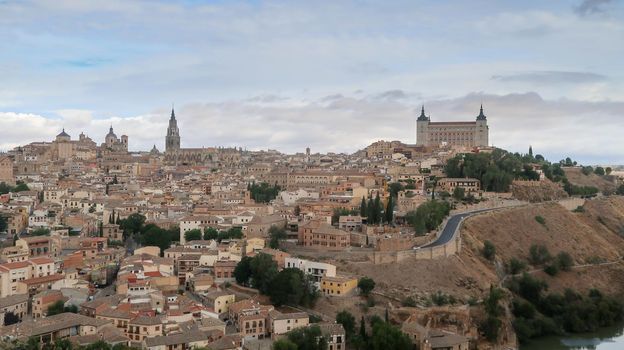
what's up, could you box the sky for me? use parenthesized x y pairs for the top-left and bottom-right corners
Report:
(0, 0), (623, 164)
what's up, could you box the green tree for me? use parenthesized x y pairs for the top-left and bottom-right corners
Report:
(268, 225), (288, 249)
(405, 200), (451, 235)
(452, 187), (465, 201)
(269, 268), (318, 307)
(374, 193), (382, 224)
(233, 256), (253, 286)
(250, 253), (279, 294)
(0, 182), (11, 195)
(482, 240), (496, 261)
(13, 182), (29, 192)
(336, 310), (356, 338)
(368, 321), (412, 350)
(367, 198), (375, 224)
(0, 215), (7, 232)
(31, 227), (51, 236)
(507, 258), (527, 275)
(388, 182), (404, 198)
(272, 338), (298, 350)
(594, 167), (605, 176)
(528, 244), (552, 266)
(286, 325), (327, 350)
(184, 229), (202, 242)
(360, 197), (367, 218)
(606, 167), (612, 175)
(46, 300), (66, 316)
(203, 227), (219, 240)
(119, 213), (146, 238)
(141, 224), (175, 255)
(248, 182), (281, 203)
(556, 252), (573, 271)
(358, 277), (376, 296)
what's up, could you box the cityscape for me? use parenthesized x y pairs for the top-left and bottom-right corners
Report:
(1, 1), (624, 350)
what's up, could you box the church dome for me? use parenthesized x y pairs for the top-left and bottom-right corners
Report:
(57, 129), (70, 138)
(106, 126), (117, 138)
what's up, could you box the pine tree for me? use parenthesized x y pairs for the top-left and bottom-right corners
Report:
(360, 197), (367, 218)
(529, 145), (533, 157)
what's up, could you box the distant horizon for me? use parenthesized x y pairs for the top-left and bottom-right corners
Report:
(1, 1), (623, 164)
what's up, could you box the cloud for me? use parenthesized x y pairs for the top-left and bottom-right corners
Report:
(492, 71), (607, 85)
(3, 91), (624, 164)
(575, 0), (614, 17)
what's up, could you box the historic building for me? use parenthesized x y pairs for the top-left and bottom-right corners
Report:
(163, 108), (241, 166)
(416, 105), (489, 147)
(102, 126), (128, 153)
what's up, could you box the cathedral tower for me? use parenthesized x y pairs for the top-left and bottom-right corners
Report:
(166, 108), (180, 153)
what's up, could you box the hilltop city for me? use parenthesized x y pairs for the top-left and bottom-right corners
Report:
(0, 105), (623, 350)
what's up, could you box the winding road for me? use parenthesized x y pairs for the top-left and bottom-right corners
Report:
(419, 208), (496, 248)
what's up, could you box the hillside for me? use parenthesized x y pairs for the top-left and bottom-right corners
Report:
(564, 167), (618, 193)
(461, 197), (624, 294)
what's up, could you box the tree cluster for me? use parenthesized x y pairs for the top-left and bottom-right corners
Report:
(405, 200), (451, 235)
(0, 181), (30, 195)
(234, 253), (319, 307)
(202, 226), (244, 242)
(118, 214), (179, 255)
(268, 225), (288, 249)
(247, 182), (281, 203)
(359, 193), (391, 225)
(46, 301), (78, 316)
(508, 274), (624, 343)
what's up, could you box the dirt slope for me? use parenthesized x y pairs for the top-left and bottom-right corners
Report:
(338, 197), (624, 302)
(461, 197), (624, 294)
(564, 167), (618, 193)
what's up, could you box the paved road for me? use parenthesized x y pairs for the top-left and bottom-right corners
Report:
(420, 208), (493, 248)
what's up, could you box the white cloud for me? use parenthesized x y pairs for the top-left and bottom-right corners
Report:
(2, 91), (623, 164)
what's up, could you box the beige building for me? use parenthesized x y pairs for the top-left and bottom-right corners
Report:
(268, 311), (309, 338)
(416, 105), (489, 147)
(204, 290), (236, 314)
(0, 293), (29, 325)
(299, 221), (350, 251)
(0, 155), (14, 185)
(437, 178), (481, 195)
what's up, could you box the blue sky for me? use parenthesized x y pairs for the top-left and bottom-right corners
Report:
(0, 0), (623, 164)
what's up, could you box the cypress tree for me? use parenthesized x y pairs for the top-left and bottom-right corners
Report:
(360, 316), (367, 340)
(374, 193), (381, 224)
(367, 198), (375, 224)
(360, 197), (367, 218)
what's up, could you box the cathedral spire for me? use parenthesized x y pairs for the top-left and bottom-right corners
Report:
(170, 107), (176, 120)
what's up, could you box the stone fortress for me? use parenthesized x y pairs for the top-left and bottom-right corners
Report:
(416, 105), (489, 147)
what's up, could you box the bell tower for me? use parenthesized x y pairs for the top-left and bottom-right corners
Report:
(166, 108), (181, 153)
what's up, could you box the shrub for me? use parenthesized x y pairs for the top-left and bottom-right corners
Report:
(556, 252), (573, 271)
(507, 258), (527, 275)
(401, 296), (417, 307)
(358, 277), (376, 296)
(482, 240), (496, 261)
(534, 216), (546, 226)
(543, 263), (559, 276)
(572, 206), (585, 213)
(529, 244), (552, 266)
